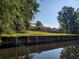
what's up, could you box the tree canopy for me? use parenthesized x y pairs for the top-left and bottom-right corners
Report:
(57, 6), (79, 34)
(35, 20), (43, 26)
(0, 0), (39, 34)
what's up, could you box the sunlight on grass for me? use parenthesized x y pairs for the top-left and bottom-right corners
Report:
(0, 31), (79, 37)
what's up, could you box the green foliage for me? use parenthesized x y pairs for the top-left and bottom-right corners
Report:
(35, 21), (43, 26)
(0, 0), (39, 34)
(35, 21), (43, 31)
(57, 6), (79, 34)
(21, 0), (39, 29)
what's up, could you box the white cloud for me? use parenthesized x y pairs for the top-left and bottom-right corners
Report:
(43, 24), (53, 28)
(43, 24), (59, 28)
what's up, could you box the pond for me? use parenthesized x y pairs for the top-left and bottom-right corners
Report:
(0, 40), (79, 59)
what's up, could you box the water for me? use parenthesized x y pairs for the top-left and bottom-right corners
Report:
(0, 40), (79, 59)
(31, 48), (63, 59)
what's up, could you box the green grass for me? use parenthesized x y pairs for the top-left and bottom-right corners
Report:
(0, 31), (79, 37)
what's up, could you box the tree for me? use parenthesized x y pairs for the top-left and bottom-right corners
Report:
(35, 21), (43, 26)
(35, 21), (43, 31)
(75, 8), (79, 33)
(57, 6), (79, 34)
(0, 0), (39, 33)
(21, 0), (39, 29)
(0, 0), (25, 33)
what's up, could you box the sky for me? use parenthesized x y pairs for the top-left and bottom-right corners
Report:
(33, 0), (79, 28)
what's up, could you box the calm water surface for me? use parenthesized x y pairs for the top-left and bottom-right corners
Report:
(0, 40), (79, 59)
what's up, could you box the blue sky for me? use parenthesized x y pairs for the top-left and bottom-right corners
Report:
(33, 0), (79, 28)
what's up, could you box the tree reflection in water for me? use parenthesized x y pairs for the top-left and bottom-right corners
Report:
(60, 45), (79, 59)
(17, 54), (31, 59)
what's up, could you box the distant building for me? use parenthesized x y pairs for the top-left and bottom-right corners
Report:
(31, 23), (36, 26)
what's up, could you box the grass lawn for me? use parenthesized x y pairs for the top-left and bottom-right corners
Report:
(0, 31), (79, 37)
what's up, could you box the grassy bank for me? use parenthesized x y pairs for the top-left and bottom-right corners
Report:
(0, 31), (79, 37)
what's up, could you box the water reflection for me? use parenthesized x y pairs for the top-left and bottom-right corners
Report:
(0, 48), (16, 59)
(60, 45), (79, 59)
(0, 40), (79, 59)
(31, 48), (63, 59)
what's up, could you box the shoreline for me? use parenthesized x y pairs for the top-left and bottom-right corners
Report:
(0, 36), (79, 49)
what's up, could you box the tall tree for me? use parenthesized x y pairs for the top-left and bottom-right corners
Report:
(76, 8), (79, 33)
(0, 0), (39, 33)
(22, 0), (39, 29)
(57, 6), (79, 34)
